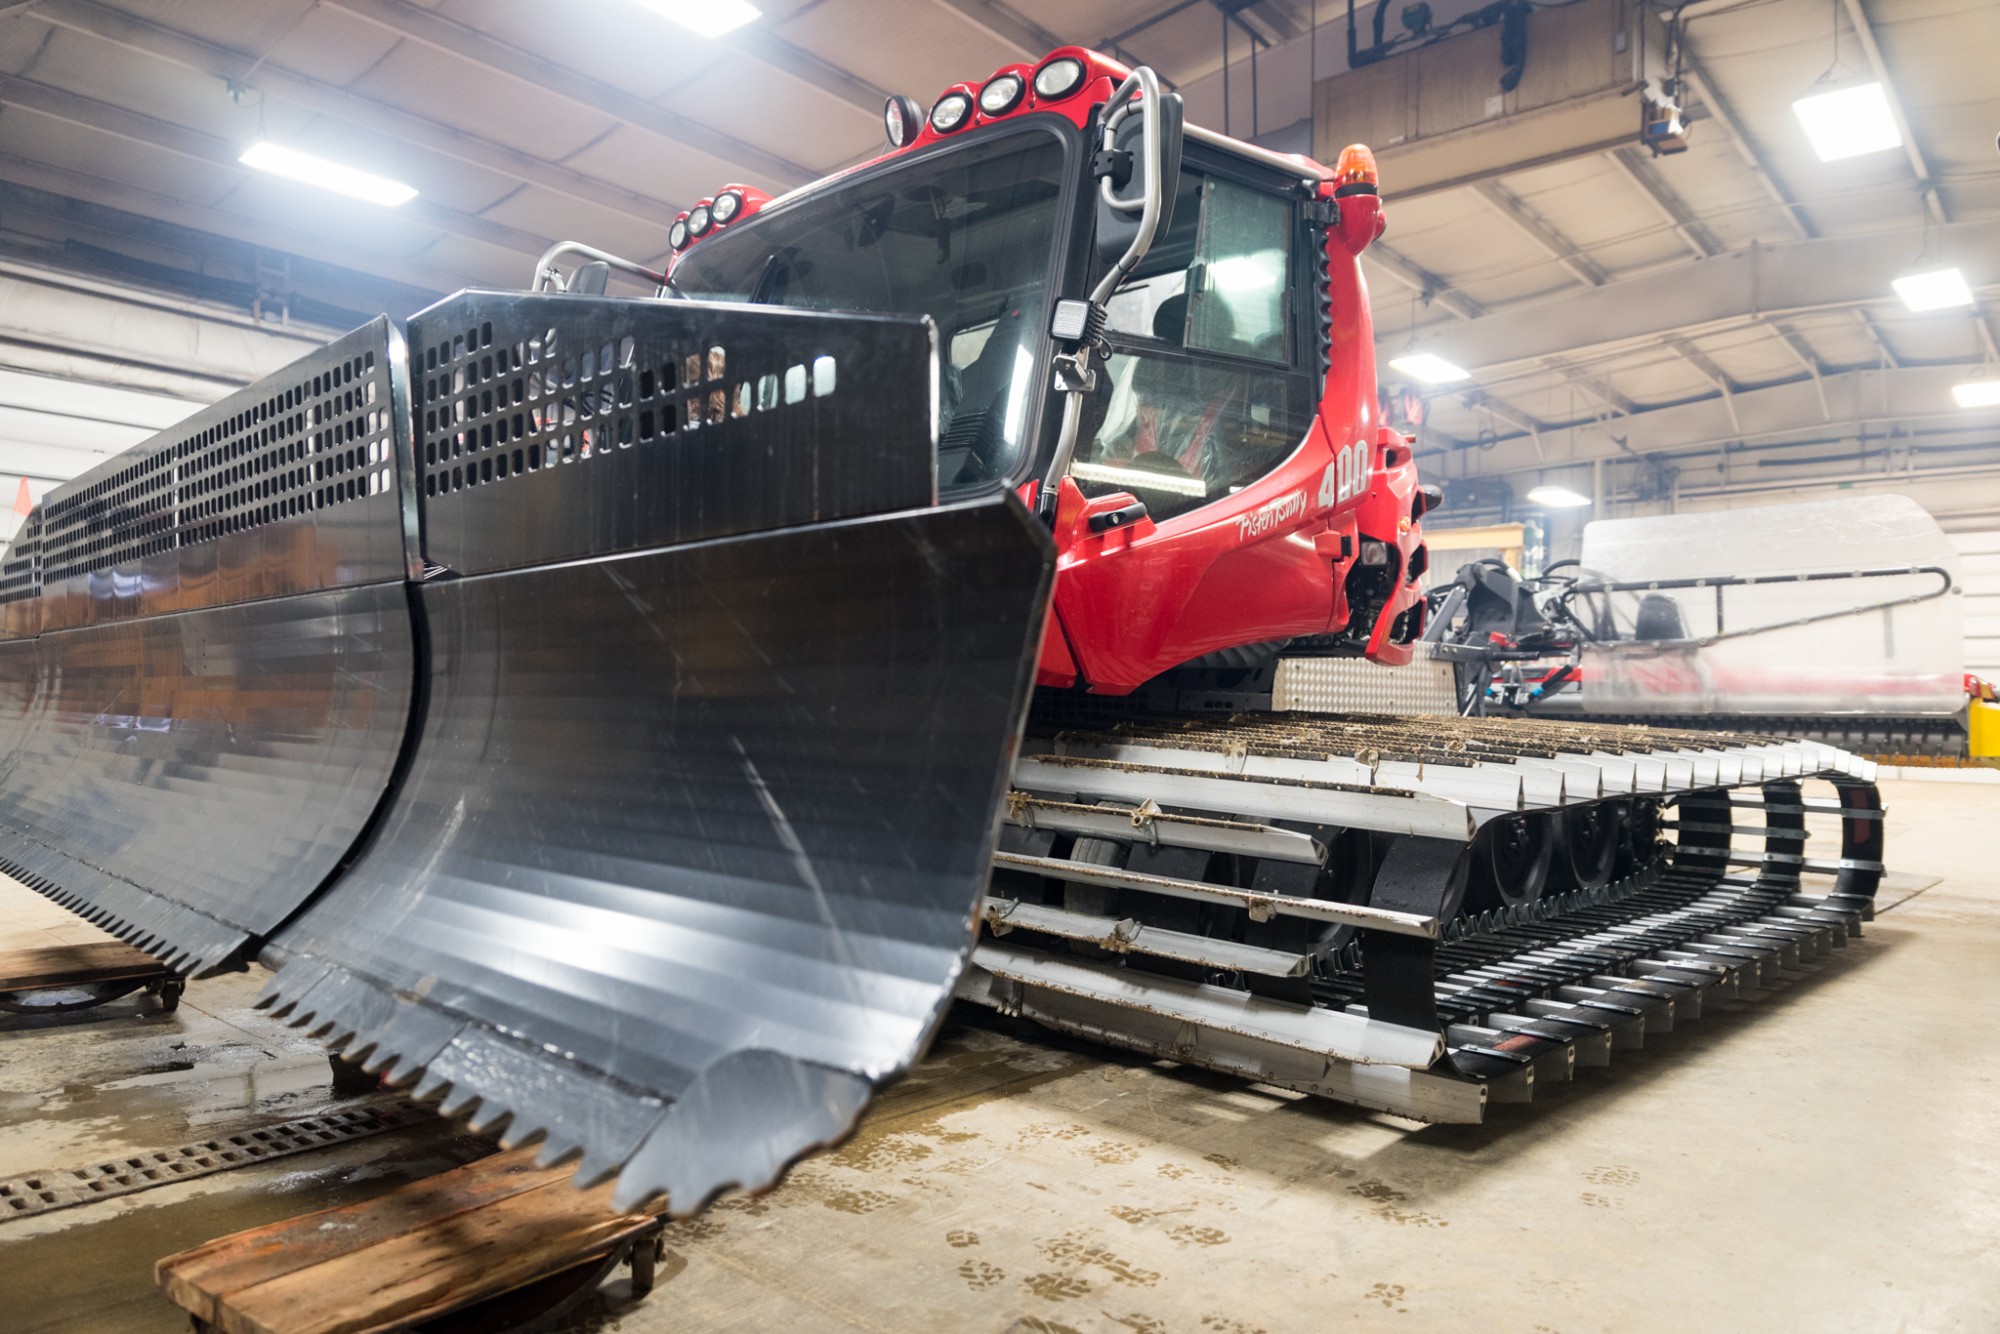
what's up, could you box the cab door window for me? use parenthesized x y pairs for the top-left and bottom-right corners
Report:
(1073, 173), (1308, 523)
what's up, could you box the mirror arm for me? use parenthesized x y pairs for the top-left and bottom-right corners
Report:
(1039, 67), (1168, 524)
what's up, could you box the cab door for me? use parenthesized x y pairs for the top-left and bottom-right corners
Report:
(1052, 163), (1342, 694)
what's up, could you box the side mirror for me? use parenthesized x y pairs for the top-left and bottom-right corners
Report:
(1094, 89), (1183, 275)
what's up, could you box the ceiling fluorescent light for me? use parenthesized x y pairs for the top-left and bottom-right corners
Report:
(1951, 380), (2000, 409)
(239, 141), (417, 207)
(1893, 267), (1974, 313)
(1389, 352), (1471, 385)
(1792, 82), (1900, 162)
(1526, 484), (1591, 508)
(635, 0), (761, 37)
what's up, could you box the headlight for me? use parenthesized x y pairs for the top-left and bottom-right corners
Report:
(884, 94), (922, 148)
(1033, 57), (1086, 100)
(711, 190), (743, 225)
(979, 73), (1024, 116)
(668, 217), (690, 250)
(686, 203), (713, 237)
(930, 92), (972, 133)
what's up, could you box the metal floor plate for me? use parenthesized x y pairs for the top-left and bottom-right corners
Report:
(0, 1098), (427, 1222)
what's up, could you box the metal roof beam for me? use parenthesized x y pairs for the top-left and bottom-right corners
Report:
(1604, 147), (1722, 260)
(1471, 180), (1608, 287)
(1839, 0), (1943, 224)
(928, 0), (1065, 57)
(1365, 243), (1484, 320)
(0, 74), (554, 260)
(1391, 217), (2000, 373)
(29, 0), (684, 226)
(321, 0), (819, 187)
(0, 147), (470, 296)
(1445, 363), (1994, 476)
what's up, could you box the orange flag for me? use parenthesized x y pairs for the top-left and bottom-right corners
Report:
(11, 479), (29, 517)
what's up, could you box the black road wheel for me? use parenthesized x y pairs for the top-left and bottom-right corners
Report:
(1549, 802), (1622, 894)
(1463, 812), (1553, 914)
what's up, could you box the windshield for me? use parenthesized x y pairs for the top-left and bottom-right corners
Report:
(669, 131), (1071, 494)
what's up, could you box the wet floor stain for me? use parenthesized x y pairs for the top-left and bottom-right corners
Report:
(1584, 1165), (1639, 1187)
(818, 1188), (895, 1215)
(1346, 1180), (1449, 1228)
(1023, 1271), (1091, 1301)
(957, 1258), (1005, 1290)
(1166, 1224), (1229, 1247)
(1364, 1282), (1409, 1312)
(1037, 1231), (1162, 1287)
(1578, 1191), (1622, 1209)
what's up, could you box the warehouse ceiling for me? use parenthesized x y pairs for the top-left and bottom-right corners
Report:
(0, 0), (1991, 515)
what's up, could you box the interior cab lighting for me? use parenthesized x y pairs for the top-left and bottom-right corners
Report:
(1526, 484), (1591, 508)
(1792, 81), (1900, 162)
(633, 0), (761, 39)
(1893, 267), (1974, 312)
(238, 141), (416, 207)
(1389, 352), (1470, 384)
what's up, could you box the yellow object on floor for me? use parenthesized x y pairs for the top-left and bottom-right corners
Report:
(1970, 699), (2000, 759)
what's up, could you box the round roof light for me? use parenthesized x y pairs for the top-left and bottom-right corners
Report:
(668, 215), (690, 249)
(712, 190), (743, 225)
(1033, 57), (1086, 101)
(979, 73), (1024, 117)
(884, 94), (922, 148)
(686, 203), (713, 237)
(930, 91), (972, 134)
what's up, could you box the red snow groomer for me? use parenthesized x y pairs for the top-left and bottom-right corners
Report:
(0, 48), (1888, 1213)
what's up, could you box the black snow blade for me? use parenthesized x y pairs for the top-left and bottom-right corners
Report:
(0, 319), (421, 975)
(254, 292), (1054, 1213)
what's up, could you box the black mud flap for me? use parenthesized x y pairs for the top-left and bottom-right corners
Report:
(256, 291), (1054, 1214)
(0, 320), (421, 975)
(260, 497), (1051, 1213)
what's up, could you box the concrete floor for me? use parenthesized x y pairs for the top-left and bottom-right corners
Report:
(2, 778), (1995, 1333)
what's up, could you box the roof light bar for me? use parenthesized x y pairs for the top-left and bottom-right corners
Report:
(633, 0), (761, 39)
(979, 73), (1025, 117)
(238, 141), (416, 207)
(884, 94), (922, 149)
(1033, 56), (1086, 101)
(930, 91), (973, 134)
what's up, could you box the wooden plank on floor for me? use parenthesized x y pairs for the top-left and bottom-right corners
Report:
(157, 1145), (658, 1334)
(0, 941), (168, 989)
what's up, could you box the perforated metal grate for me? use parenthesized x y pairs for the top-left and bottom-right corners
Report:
(409, 292), (936, 579)
(415, 315), (841, 501)
(38, 347), (395, 583)
(0, 1097), (427, 1221)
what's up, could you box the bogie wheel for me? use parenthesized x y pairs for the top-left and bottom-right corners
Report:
(1238, 826), (1380, 1002)
(1463, 812), (1553, 914)
(1616, 798), (1665, 876)
(1549, 802), (1622, 894)
(1059, 836), (1128, 959)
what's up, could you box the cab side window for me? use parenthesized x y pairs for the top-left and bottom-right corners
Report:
(1073, 174), (1309, 523)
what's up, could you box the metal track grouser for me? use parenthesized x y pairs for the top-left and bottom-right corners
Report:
(0, 46), (1890, 1211)
(969, 706), (1883, 1121)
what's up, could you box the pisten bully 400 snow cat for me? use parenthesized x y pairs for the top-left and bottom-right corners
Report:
(0, 47), (1886, 1213)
